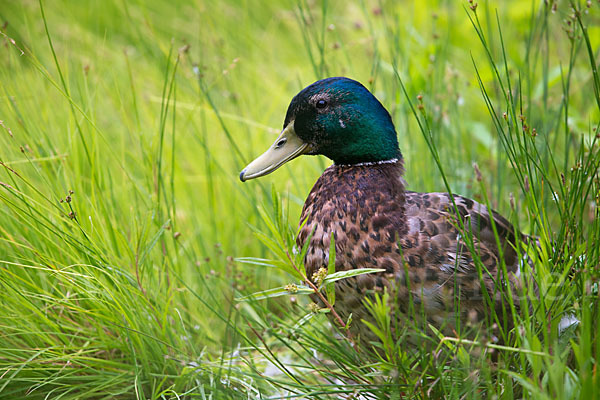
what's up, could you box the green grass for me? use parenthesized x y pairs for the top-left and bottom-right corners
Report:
(0, 0), (599, 398)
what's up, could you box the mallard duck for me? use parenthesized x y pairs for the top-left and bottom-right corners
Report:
(240, 77), (527, 344)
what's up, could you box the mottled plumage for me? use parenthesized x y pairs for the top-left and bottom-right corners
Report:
(297, 160), (524, 342)
(240, 77), (529, 345)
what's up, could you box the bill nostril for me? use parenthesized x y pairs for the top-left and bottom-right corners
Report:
(275, 138), (287, 148)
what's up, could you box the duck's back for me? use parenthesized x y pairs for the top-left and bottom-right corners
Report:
(297, 161), (524, 340)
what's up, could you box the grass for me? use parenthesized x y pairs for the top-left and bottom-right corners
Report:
(0, 0), (599, 398)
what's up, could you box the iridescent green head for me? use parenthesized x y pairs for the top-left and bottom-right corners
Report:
(240, 77), (400, 181)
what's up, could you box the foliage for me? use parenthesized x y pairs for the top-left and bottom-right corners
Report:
(0, 0), (598, 398)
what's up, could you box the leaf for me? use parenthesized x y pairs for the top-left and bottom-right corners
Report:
(345, 313), (353, 330)
(251, 231), (303, 280)
(138, 219), (170, 266)
(256, 206), (284, 246)
(292, 312), (316, 330)
(236, 285), (313, 302)
(293, 225), (315, 280)
(326, 232), (336, 306)
(321, 268), (384, 285)
(235, 257), (288, 269)
(297, 223), (315, 263)
(362, 320), (385, 342)
(271, 184), (280, 227)
(428, 324), (445, 340)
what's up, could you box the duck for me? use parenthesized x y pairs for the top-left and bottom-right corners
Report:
(240, 77), (529, 345)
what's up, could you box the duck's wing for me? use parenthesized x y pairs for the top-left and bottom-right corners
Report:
(398, 191), (532, 329)
(403, 191), (525, 276)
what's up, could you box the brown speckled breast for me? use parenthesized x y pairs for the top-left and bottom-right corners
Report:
(297, 160), (524, 344)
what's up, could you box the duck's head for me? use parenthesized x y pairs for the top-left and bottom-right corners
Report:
(239, 77), (400, 181)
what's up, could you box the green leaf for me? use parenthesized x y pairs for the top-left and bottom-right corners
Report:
(256, 206), (284, 246)
(250, 231), (304, 280)
(251, 231), (287, 261)
(292, 312), (316, 330)
(321, 268), (384, 285)
(235, 257), (288, 269)
(362, 320), (385, 342)
(346, 313), (353, 330)
(236, 285), (313, 302)
(326, 232), (336, 306)
(138, 220), (170, 266)
(298, 223), (315, 261)
(271, 184), (280, 224)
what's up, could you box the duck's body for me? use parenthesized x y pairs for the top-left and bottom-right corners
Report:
(298, 160), (522, 341)
(240, 77), (525, 343)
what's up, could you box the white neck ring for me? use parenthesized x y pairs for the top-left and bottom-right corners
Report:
(335, 158), (400, 167)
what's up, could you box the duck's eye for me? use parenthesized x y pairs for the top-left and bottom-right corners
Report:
(316, 99), (327, 109)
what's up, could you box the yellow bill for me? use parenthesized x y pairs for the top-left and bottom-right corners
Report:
(239, 121), (310, 181)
